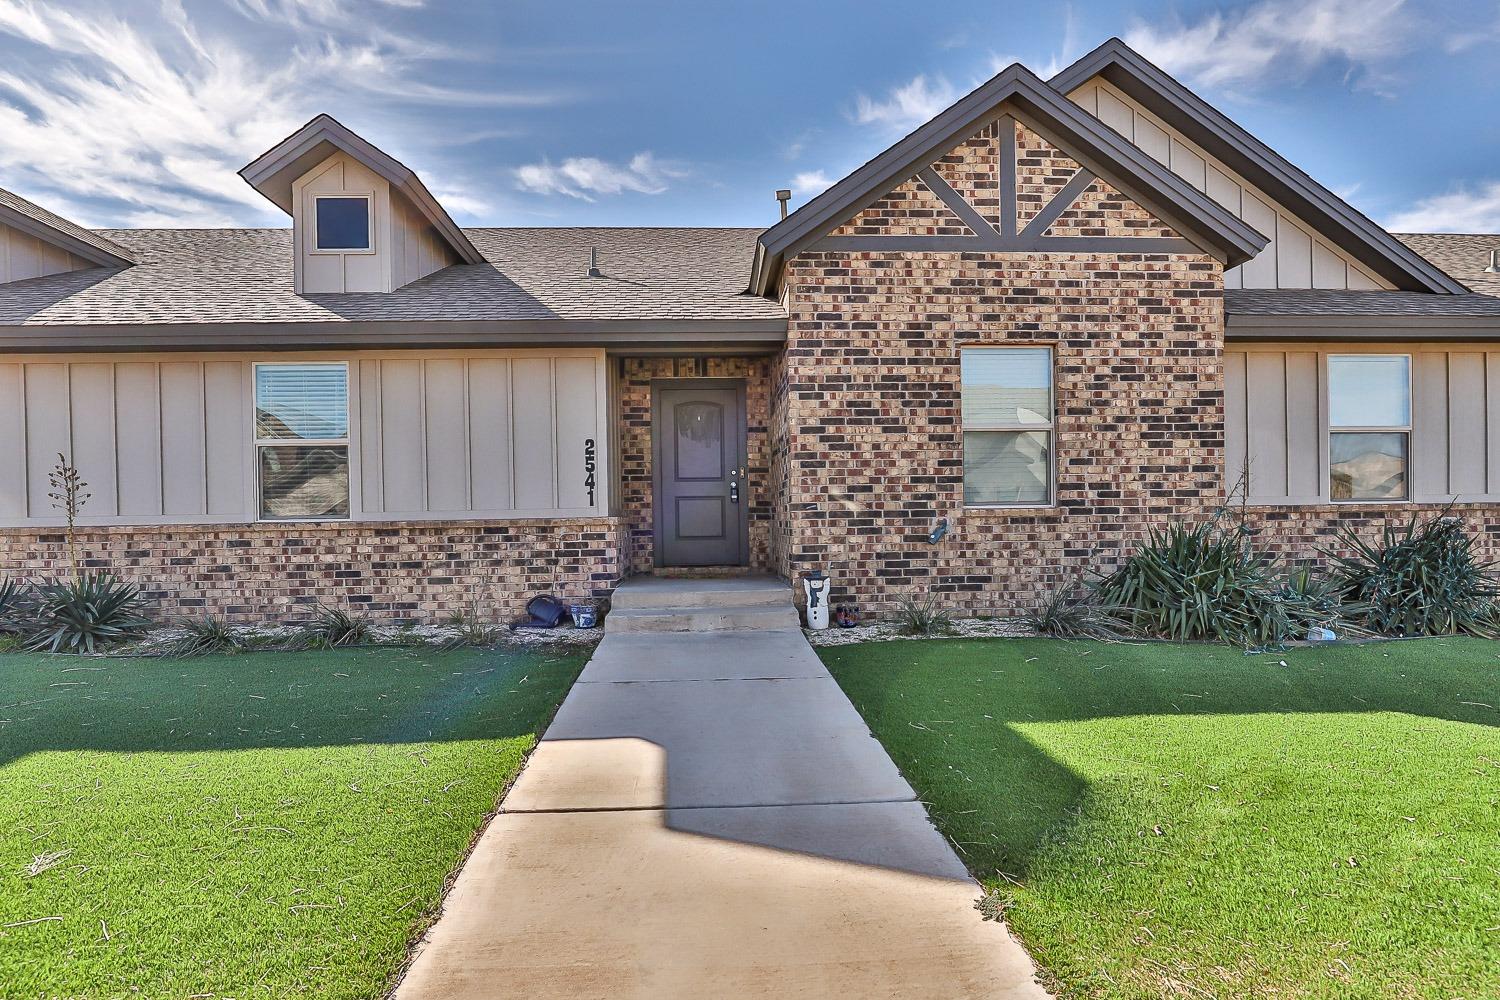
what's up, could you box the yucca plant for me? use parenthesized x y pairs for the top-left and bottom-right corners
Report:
(893, 591), (953, 636)
(25, 572), (151, 654)
(1096, 517), (1346, 648)
(1328, 513), (1500, 637)
(162, 615), (244, 657)
(304, 604), (373, 648)
(1019, 586), (1127, 640)
(0, 577), (34, 635)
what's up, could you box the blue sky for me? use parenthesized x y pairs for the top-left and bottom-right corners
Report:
(0, 0), (1497, 233)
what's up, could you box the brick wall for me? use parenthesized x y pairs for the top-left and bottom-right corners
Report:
(0, 518), (620, 621)
(777, 119), (1227, 615)
(615, 355), (775, 574)
(779, 250), (1223, 615)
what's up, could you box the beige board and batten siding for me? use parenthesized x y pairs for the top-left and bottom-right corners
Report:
(1067, 77), (1392, 291)
(0, 350), (609, 527)
(1226, 345), (1500, 505)
(294, 151), (458, 294)
(0, 221), (91, 285)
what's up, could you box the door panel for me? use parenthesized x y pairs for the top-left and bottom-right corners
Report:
(656, 385), (746, 566)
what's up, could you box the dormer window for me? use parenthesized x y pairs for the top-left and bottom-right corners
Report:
(313, 195), (372, 252)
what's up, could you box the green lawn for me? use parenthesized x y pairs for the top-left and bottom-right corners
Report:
(822, 637), (1500, 1000)
(0, 644), (587, 999)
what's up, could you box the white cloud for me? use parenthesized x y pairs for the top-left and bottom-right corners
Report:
(791, 170), (833, 198)
(0, 0), (550, 227)
(1386, 181), (1500, 233)
(851, 74), (957, 133)
(1124, 0), (1414, 94)
(514, 152), (687, 202)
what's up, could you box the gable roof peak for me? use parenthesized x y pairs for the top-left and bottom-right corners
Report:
(0, 184), (135, 269)
(238, 113), (484, 265)
(1048, 38), (1466, 294)
(752, 60), (1267, 296)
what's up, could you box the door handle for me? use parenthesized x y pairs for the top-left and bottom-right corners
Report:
(730, 479), (739, 504)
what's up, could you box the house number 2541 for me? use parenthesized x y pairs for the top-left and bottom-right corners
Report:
(584, 438), (597, 505)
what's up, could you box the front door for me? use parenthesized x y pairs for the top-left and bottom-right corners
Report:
(653, 381), (748, 567)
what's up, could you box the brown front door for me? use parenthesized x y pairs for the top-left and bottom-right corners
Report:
(652, 381), (748, 567)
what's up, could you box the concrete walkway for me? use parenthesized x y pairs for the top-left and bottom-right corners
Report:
(395, 578), (1046, 999)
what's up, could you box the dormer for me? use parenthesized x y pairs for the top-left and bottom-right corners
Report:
(239, 114), (483, 294)
(0, 186), (133, 285)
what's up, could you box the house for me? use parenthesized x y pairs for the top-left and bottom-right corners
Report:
(2, 37), (1499, 619)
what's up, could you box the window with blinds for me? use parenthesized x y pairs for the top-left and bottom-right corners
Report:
(1328, 354), (1409, 501)
(253, 362), (350, 519)
(960, 347), (1053, 505)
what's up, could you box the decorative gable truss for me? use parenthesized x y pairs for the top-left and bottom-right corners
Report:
(817, 117), (1190, 254)
(751, 65), (1266, 297)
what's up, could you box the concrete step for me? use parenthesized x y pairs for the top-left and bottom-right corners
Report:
(610, 575), (795, 612)
(606, 603), (801, 634)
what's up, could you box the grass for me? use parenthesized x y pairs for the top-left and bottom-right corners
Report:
(821, 637), (1500, 1000)
(0, 644), (587, 998)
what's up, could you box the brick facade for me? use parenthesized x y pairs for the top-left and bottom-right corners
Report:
(776, 120), (1229, 615)
(0, 518), (619, 621)
(615, 356), (774, 575)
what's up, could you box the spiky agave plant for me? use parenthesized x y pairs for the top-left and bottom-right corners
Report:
(1096, 517), (1348, 648)
(1328, 513), (1500, 637)
(26, 572), (151, 654)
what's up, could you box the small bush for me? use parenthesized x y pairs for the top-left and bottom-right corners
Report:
(305, 604), (373, 648)
(0, 578), (35, 634)
(1328, 513), (1500, 637)
(893, 592), (953, 636)
(1019, 587), (1127, 640)
(25, 573), (151, 654)
(162, 616), (244, 657)
(1097, 517), (1346, 648)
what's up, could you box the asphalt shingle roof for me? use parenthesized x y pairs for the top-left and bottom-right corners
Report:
(1396, 233), (1500, 298)
(0, 226), (784, 327)
(0, 187), (134, 265)
(1225, 287), (1500, 318)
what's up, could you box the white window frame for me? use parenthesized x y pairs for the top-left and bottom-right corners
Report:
(960, 346), (1056, 509)
(252, 361), (352, 522)
(311, 193), (375, 254)
(1326, 352), (1412, 504)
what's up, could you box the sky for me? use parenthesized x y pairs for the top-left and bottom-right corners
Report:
(0, 0), (1498, 233)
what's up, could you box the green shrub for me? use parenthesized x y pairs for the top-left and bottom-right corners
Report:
(1097, 518), (1345, 648)
(1328, 513), (1500, 637)
(162, 616), (244, 657)
(305, 604), (373, 648)
(1019, 586), (1126, 640)
(0, 577), (34, 634)
(893, 591), (953, 636)
(25, 573), (152, 654)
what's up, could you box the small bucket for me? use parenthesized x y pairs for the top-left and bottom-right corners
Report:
(569, 602), (598, 629)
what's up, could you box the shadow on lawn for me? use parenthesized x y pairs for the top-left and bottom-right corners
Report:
(0, 645), (589, 768)
(823, 637), (1500, 879)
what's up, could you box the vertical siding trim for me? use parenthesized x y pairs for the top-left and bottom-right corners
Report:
(506, 360), (517, 510)
(462, 358), (474, 511)
(198, 362), (209, 513)
(549, 357), (560, 508)
(18, 364), (29, 517)
(419, 359), (430, 512)
(156, 364), (167, 515)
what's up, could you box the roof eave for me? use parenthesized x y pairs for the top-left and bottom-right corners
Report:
(0, 317), (790, 353)
(1227, 312), (1500, 340)
(754, 64), (1266, 295)
(237, 114), (485, 266)
(1049, 39), (1468, 295)
(0, 204), (134, 269)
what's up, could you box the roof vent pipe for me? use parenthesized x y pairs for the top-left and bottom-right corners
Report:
(588, 246), (602, 278)
(775, 189), (791, 220)
(1486, 249), (1500, 274)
